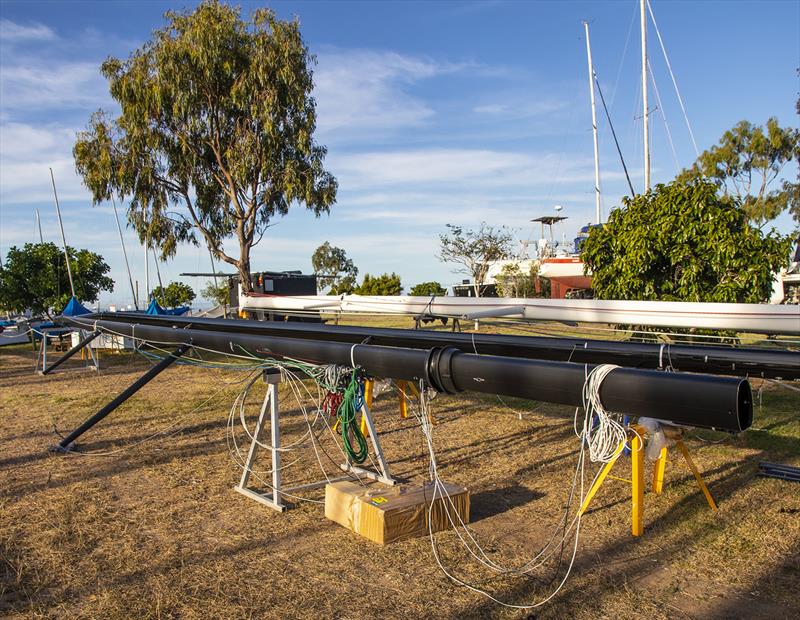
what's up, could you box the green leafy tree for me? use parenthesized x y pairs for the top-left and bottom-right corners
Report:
(581, 180), (791, 303)
(409, 281), (446, 296)
(495, 263), (543, 298)
(354, 273), (402, 296)
(73, 1), (337, 293)
(152, 281), (195, 308)
(438, 223), (513, 298)
(201, 280), (229, 307)
(677, 118), (800, 226)
(0, 243), (114, 317)
(311, 242), (358, 295)
(789, 75), (800, 228)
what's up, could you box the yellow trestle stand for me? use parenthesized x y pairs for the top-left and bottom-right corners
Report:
(578, 424), (717, 537)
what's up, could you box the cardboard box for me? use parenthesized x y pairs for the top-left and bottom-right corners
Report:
(325, 480), (470, 545)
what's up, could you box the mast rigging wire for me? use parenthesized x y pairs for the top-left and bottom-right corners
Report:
(594, 74), (636, 196)
(646, 0), (699, 156)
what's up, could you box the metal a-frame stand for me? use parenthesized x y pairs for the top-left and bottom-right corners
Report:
(37, 328), (100, 375)
(235, 368), (396, 512)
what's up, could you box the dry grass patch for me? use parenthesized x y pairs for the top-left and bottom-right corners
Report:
(1, 339), (798, 619)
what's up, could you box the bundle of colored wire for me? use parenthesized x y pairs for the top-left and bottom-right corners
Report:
(336, 371), (368, 464)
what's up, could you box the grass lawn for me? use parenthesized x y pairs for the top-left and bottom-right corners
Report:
(1, 321), (798, 619)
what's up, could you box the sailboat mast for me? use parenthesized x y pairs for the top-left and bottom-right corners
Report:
(583, 21), (602, 224)
(35, 209), (43, 243)
(641, 0), (650, 192)
(144, 235), (150, 304)
(151, 244), (165, 304)
(111, 196), (139, 310)
(49, 168), (76, 298)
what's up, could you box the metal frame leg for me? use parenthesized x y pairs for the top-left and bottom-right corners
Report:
(236, 370), (359, 512)
(340, 402), (396, 486)
(235, 380), (288, 512)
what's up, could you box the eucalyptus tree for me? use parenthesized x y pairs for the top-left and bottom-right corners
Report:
(74, 1), (337, 292)
(678, 118), (799, 226)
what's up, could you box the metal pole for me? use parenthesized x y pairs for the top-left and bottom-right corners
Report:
(144, 235), (150, 304)
(641, 0), (650, 192)
(52, 342), (191, 451)
(152, 245), (165, 305)
(35, 209), (44, 243)
(49, 168), (75, 298)
(112, 197), (139, 310)
(41, 330), (101, 375)
(583, 21), (602, 224)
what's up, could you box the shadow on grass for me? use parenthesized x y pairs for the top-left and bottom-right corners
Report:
(470, 485), (546, 523)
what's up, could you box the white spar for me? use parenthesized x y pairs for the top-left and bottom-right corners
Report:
(239, 292), (800, 336)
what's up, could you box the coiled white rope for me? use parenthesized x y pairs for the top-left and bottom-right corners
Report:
(578, 364), (629, 463)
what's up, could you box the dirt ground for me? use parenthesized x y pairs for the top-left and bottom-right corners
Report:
(1, 331), (799, 619)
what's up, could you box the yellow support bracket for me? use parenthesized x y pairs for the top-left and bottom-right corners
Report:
(359, 379), (374, 437)
(580, 425), (717, 537)
(397, 380), (409, 419)
(676, 439), (718, 512)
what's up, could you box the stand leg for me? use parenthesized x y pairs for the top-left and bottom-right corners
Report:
(239, 386), (271, 489)
(652, 446), (667, 494)
(235, 381), (287, 512)
(631, 433), (644, 536)
(578, 447), (623, 516)
(341, 402), (395, 486)
(397, 380), (409, 419)
(676, 440), (718, 512)
(270, 384), (282, 507)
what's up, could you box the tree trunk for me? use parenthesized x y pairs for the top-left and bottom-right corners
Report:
(238, 256), (252, 294)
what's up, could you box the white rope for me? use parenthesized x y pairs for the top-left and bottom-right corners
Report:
(579, 364), (629, 463)
(410, 372), (620, 609)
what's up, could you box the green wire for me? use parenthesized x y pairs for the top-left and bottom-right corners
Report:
(337, 371), (368, 464)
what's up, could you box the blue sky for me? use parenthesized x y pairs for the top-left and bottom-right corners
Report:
(1, 0), (798, 306)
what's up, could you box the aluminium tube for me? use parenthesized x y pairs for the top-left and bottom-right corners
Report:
(59, 316), (752, 433)
(80, 312), (800, 380)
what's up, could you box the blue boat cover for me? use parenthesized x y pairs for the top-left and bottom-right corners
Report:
(61, 296), (92, 316)
(145, 298), (166, 315)
(145, 298), (190, 316)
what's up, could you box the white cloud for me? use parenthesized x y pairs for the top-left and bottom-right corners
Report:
(0, 19), (55, 42)
(330, 148), (612, 191)
(0, 122), (89, 204)
(473, 99), (566, 119)
(313, 50), (466, 137)
(0, 61), (108, 111)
